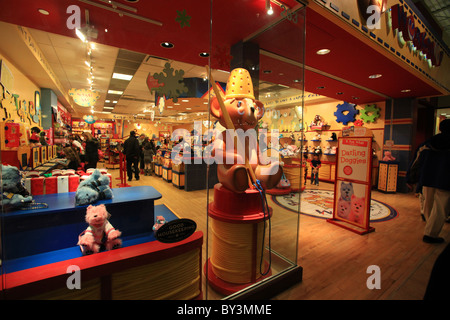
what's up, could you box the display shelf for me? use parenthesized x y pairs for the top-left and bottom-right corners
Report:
(1, 185), (203, 300)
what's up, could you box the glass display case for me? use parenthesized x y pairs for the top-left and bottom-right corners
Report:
(0, 0), (306, 300)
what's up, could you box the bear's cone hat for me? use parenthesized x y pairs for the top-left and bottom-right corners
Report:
(225, 68), (255, 100)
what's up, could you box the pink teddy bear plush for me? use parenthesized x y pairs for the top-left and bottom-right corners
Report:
(78, 204), (122, 255)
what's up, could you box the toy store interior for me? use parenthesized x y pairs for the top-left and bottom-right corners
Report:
(0, 0), (449, 303)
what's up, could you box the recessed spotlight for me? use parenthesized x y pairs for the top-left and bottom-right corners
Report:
(317, 86), (325, 89)
(369, 74), (382, 79)
(199, 52), (209, 57)
(352, 97), (360, 100)
(105, 28), (108, 33)
(401, 89), (411, 93)
(105, 100), (111, 103)
(38, 9), (49, 15)
(181, 99), (189, 102)
(112, 101), (118, 104)
(293, 79), (302, 83)
(263, 70), (272, 74)
(167, 106), (173, 108)
(337, 92), (344, 95)
(186, 107), (192, 110)
(161, 42), (174, 48)
(316, 49), (330, 55)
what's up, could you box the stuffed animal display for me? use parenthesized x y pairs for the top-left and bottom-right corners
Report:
(78, 204), (122, 255)
(382, 151), (396, 162)
(75, 169), (113, 206)
(1, 164), (33, 209)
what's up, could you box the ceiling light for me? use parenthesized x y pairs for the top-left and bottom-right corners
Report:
(161, 42), (174, 48)
(112, 72), (133, 81)
(105, 100), (110, 103)
(293, 79), (301, 83)
(401, 89), (411, 93)
(199, 52), (209, 57)
(167, 106), (173, 108)
(174, 103), (180, 105)
(105, 28), (108, 33)
(181, 99), (189, 102)
(369, 74), (382, 79)
(316, 49), (330, 55)
(108, 90), (123, 95)
(112, 101), (118, 104)
(186, 107), (192, 110)
(104, 107), (114, 109)
(75, 28), (87, 43)
(38, 9), (49, 15)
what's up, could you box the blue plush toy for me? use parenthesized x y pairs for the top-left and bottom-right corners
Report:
(75, 169), (113, 206)
(1, 164), (33, 208)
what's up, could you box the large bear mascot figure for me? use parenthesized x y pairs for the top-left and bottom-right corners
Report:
(210, 68), (283, 193)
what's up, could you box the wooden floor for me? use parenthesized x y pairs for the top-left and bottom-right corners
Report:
(104, 164), (449, 300)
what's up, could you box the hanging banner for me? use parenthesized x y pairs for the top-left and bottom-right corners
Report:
(328, 128), (374, 234)
(68, 88), (100, 107)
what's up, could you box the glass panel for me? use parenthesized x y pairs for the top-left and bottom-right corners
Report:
(205, 0), (306, 299)
(0, 0), (304, 300)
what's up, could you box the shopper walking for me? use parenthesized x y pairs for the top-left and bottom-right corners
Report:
(82, 132), (99, 170)
(407, 119), (450, 243)
(138, 133), (146, 174)
(123, 130), (140, 181)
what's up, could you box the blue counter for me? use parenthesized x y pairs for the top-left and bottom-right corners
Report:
(2, 186), (162, 260)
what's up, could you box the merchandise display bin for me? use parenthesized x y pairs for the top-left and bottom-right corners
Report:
(378, 161), (399, 193)
(172, 170), (185, 188)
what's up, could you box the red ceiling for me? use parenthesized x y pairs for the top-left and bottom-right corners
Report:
(0, 0), (443, 104)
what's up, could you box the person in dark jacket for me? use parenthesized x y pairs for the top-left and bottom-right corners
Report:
(82, 132), (99, 170)
(407, 119), (450, 243)
(123, 130), (140, 181)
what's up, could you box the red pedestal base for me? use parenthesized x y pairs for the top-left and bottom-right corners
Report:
(208, 183), (272, 223)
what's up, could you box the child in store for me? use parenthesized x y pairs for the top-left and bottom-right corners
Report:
(310, 154), (321, 186)
(143, 139), (155, 176)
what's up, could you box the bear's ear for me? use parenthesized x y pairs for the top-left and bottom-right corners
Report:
(255, 100), (265, 120)
(210, 96), (222, 119)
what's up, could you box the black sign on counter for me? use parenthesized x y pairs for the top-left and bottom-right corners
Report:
(156, 218), (197, 243)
